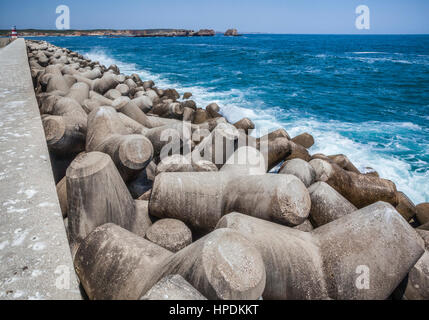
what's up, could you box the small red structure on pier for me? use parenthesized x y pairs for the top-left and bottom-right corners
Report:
(11, 26), (18, 39)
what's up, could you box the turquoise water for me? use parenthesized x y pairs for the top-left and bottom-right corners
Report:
(38, 35), (429, 203)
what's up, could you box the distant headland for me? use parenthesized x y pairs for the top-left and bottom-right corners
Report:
(0, 28), (242, 38)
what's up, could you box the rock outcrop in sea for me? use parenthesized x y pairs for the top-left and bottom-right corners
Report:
(224, 28), (239, 36)
(26, 39), (429, 300)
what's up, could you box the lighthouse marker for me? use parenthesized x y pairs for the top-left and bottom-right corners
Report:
(11, 26), (18, 39)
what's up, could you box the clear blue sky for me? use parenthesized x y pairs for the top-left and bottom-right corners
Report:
(1, 0), (428, 34)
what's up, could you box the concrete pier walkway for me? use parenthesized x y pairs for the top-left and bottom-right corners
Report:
(0, 39), (81, 299)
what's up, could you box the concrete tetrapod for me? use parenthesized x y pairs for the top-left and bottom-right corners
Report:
(104, 88), (122, 100)
(132, 95), (153, 113)
(242, 129), (292, 171)
(41, 96), (88, 155)
(393, 230), (429, 300)
(112, 96), (155, 128)
(150, 147), (310, 231)
(308, 182), (357, 227)
(206, 102), (222, 118)
(44, 73), (70, 94)
(145, 218), (192, 252)
(154, 154), (218, 176)
(279, 158), (316, 187)
(401, 252), (429, 300)
(215, 202), (425, 300)
(395, 191), (417, 222)
(327, 154), (361, 174)
(291, 132), (314, 149)
(151, 100), (184, 119)
(191, 122), (240, 168)
(66, 82), (90, 106)
(261, 137), (292, 171)
(116, 112), (191, 157)
(416, 203), (429, 225)
(74, 224), (266, 300)
(182, 106), (195, 122)
(194, 117), (227, 132)
(155, 154), (194, 175)
(86, 106), (154, 181)
(73, 72), (119, 95)
(285, 140), (311, 162)
(192, 108), (209, 124)
(62, 65), (102, 80)
(310, 158), (398, 208)
(116, 83), (130, 96)
(196, 124), (291, 172)
(66, 152), (152, 247)
(141, 275), (207, 300)
(142, 122), (191, 158)
(233, 117), (255, 134)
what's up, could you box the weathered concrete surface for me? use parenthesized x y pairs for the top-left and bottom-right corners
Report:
(141, 275), (207, 300)
(0, 38), (11, 49)
(0, 39), (81, 299)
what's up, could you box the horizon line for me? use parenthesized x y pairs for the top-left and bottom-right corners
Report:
(1, 29), (429, 36)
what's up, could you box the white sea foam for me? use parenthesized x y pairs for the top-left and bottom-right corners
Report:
(84, 49), (429, 203)
(349, 56), (412, 65)
(346, 54), (429, 66)
(351, 52), (389, 54)
(279, 118), (429, 203)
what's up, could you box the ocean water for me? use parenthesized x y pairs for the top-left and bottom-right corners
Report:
(38, 35), (429, 203)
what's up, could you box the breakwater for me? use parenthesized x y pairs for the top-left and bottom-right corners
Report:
(1, 38), (428, 300)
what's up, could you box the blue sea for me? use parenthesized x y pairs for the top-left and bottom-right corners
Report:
(36, 34), (429, 203)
